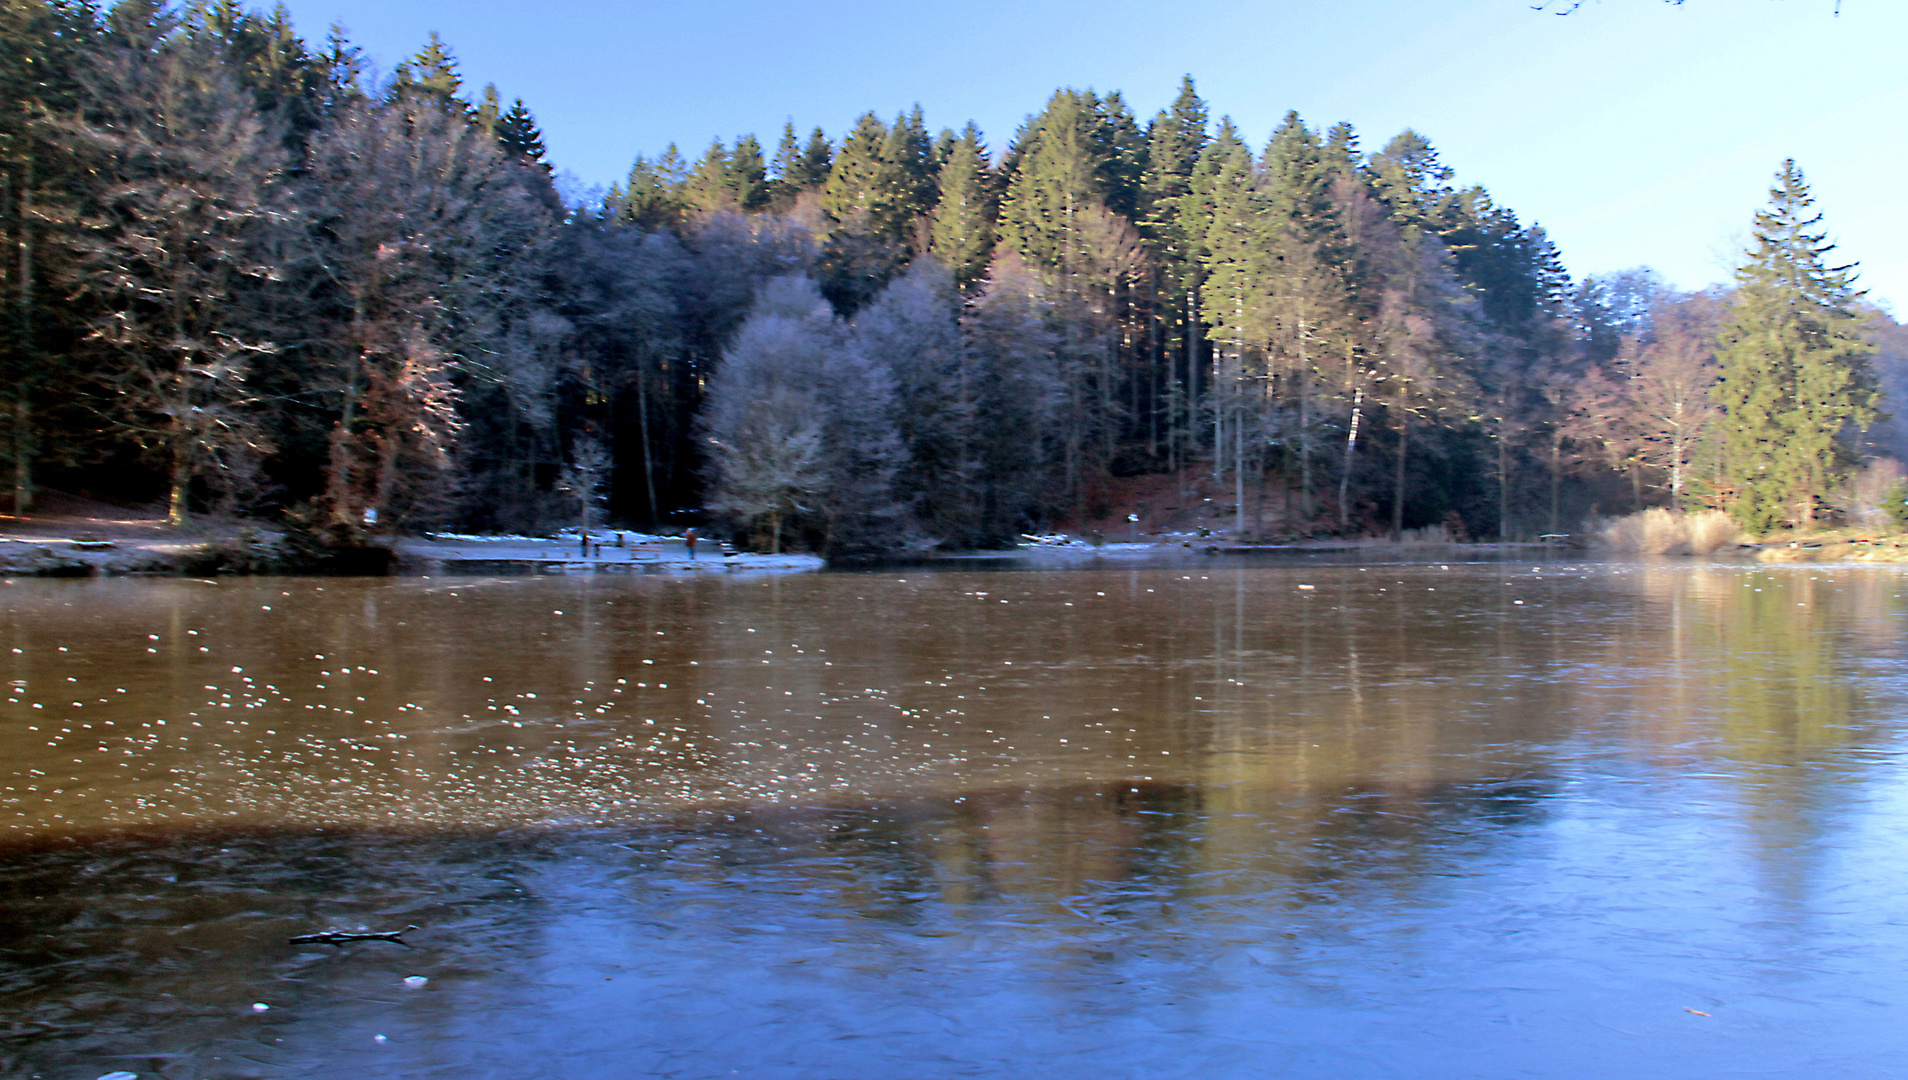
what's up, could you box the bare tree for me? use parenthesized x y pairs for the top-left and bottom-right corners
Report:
(62, 19), (285, 525)
(298, 89), (553, 531)
(698, 276), (839, 554)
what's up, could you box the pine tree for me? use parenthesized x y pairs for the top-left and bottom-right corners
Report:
(616, 145), (688, 229)
(799, 127), (832, 188)
(1259, 111), (1347, 525)
(927, 122), (995, 291)
(1713, 159), (1876, 530)
(683, 139), (732, 213)
(999, 89), (1117, 273)
(1185, 119), (1266, 523)
(1370, 130), (1452, 237)
(728, 134), (769, 211)
(1138, 77), (1209, 473)
(820, 112), (890, 224)
(496, 98), (548, 168)
(393, 31), (462, 107)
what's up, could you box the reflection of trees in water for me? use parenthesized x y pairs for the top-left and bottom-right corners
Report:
(1626, 566), (1893, 913)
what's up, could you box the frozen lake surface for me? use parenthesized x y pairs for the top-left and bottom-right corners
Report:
(3, 561), (1908, 1078)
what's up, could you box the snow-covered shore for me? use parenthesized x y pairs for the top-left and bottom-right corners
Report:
(394, 530), (824, 576)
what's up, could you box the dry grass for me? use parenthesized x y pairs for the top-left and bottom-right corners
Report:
(1684, 511), (1741, 554)
(1597, 509), (1741, 556)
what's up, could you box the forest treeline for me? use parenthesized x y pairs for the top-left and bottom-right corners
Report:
(3, 0), (1901, 552)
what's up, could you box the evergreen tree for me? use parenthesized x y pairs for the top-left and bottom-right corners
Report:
(1138, 76), (1209, 472)
(683, 138), (732, 212)
(728, 133), (768, 211)
(1185, 119), (1267, 522)
(615, 145), (688, 229)
(0, 0), (94, 513)
(799, 127), (832, 188)
(1713, 159), (1876, 530)
(926, 122), (995, 291)
(819, 112), (890, 224)
(496, 98), (548, 168)
(999, 89), (1122, 273)
(392, 31), (462, 106)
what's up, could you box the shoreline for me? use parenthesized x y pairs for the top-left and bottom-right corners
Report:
(1, 524), (1905, 578)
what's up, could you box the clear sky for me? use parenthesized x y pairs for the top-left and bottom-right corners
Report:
(270, 0), (1905, 311)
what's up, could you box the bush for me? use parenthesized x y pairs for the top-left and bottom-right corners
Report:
(1597, 508), (1739, 555)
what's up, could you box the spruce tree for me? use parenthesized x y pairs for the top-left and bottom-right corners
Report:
(927, 122), (996, 291)
(617, 146), (688, 229)
(393, 31), (462, 107)
(1138, 77), (1209, 472)
(799, 127), (832, 188)
(728, 133), (768, 211)
(496, 98), (548, 168)
(1713, 159), (1876, 530)
(820, 112), (889, 223)
(683, 139), (732, 212)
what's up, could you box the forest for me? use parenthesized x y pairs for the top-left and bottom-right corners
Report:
(2, 0), (1902, 554)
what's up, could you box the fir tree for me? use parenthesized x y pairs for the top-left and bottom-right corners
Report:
(1713, 159), (1876, 530)
(927, 122), (995, 291)
(820, 112), (890, 224)
(799, 127), (832, 188)
(728, 133), (768, 211)
(496, 98), (548, 168)
(683, 138), (732, 212)
(617, 145), (688, 229)
(393, 31), (462, 107)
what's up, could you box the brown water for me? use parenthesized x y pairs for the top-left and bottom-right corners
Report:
(4, 561), (1908, 1078)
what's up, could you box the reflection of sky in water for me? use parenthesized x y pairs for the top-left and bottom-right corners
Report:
(4, 563), (1908, 1077)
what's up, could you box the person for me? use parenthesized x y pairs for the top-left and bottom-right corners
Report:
(684, 528), (698, 559)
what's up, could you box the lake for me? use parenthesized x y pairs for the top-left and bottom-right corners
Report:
(4, 559), (1907, 1078)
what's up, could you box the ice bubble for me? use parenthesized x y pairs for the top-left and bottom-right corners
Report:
(403, 975), (429, 988)
(251, 1002), (270, 1012)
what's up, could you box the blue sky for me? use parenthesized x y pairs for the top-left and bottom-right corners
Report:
(271, 0), (1905, 311)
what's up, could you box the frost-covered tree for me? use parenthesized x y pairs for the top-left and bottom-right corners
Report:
(297, 83), (554, 531)
(852, 256), (970, 545)
(63, 12), (287, 523)
(963, 257), (1061, 543)
(700, 275), (904, 554)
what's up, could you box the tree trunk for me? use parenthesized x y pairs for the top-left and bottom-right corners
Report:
(12, 155), (32, 516)
(1234, 398), (1245, 536)
(1392, 404), (1408, 540)
(1298, 352), (1312, 525)
(167, 436), (190, 527)
(11, 397), (29, 517)
(1497, 430), (1509, 541)
(635, 362), (658, 525)
(1340, 383), (1363, 531)
(1549, 429), (1563, 535)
